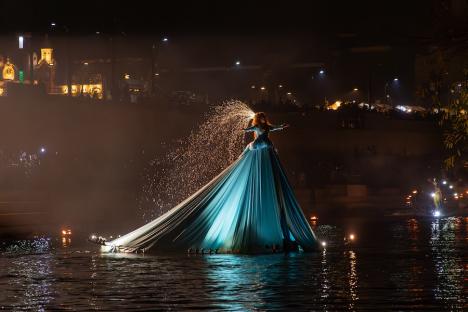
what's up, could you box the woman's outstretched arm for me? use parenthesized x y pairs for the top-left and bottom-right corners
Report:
(270, 124), (290, 132)
(242, 125), (257, 132)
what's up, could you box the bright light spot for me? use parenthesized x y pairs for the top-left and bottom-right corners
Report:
(260, 86), (266, 90)
(310, 215), (318, 221)
(321, 241), (327, 247)
(349, 234), (355, 241)
(18, 36), (24, 49)
(430, 192), (436, 198)
(442, 180), (447, 185)
(51, 22), (56, 27)
(433, 210), (441, 217)
(412, 190), (417, 194)
(96, 31), (100, 35)
(40, 147), (46, 153)
(162, 37), (168, 42)
(449, 185), (453, 189)
(62, 230), (67, 235)
(319, 70), (325, 74)
(393, 78), (399, 82)
(124, 74), (130, 80)
(155, 73), (160, 76)
(396, 105), (407, 112)
(83, 62), (88, 65)
(278, 84), (283, 88)
(353, 88), (359, 91)
(235, 61), (240, 66)
(287, 92), (292, 95)
(327, 100), (342, 110)
(251, 85), (256, 89)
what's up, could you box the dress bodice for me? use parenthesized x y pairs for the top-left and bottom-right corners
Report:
(243, 125), (284, 151)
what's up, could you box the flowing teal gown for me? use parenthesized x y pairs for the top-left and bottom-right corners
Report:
(102, 125), (318, 253)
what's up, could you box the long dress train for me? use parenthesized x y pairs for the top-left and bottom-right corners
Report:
(101, 125), (318, 253)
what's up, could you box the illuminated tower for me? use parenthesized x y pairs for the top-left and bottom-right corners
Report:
(35, 36), (56, 93)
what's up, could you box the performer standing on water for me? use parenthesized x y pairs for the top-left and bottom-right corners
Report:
(97, 112), (319, 254)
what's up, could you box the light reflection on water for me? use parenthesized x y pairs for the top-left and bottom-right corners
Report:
(0, 217), (466, 311)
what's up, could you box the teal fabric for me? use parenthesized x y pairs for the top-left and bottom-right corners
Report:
(102, 127), (318, 254)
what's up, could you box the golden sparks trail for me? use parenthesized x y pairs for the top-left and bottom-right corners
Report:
(139, 100), (255, 220)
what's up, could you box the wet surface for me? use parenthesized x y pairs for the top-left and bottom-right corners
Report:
(0, 217), (467, 311)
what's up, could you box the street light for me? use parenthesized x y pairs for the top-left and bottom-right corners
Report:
(353, 88), (359, 91)
(235, 61), (240, 66)
(162, 37), (168, 42)
(319, 69), (325, 75)
(393, 77), (399, 82)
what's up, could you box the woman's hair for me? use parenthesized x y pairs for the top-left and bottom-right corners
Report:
(251, 112), (272, 129)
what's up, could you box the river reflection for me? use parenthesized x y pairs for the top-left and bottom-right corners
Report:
(0, 217), (466, 311)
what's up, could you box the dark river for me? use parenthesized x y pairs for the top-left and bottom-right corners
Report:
(1, 216), (467, 311)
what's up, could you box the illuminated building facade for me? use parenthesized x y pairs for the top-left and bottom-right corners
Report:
(34, 45), (56, 93)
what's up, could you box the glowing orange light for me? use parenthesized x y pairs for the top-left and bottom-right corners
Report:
(412, 190), (417, 194)
(61, 230), (67, 235)
(349, 234), (355, 241)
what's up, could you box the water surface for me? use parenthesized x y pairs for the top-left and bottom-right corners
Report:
(1, 217), (467, 311)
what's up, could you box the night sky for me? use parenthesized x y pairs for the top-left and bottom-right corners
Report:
(1, 1), (434, 38)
